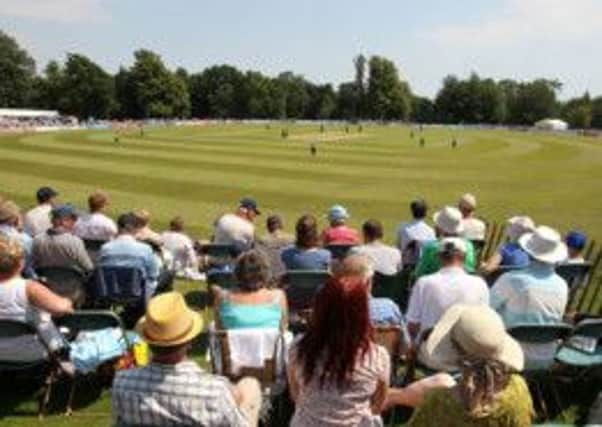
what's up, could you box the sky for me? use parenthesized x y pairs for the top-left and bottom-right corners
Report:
(0, 0), (600, 99)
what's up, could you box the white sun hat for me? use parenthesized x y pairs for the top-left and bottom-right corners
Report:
(506, 216), (535, 242)
(419, 304), (524, 372)
(518, 225), (568, 264)
(433, 206), (464, 235)
(438, 237), (467, 254)
(459, 193), (477, 210)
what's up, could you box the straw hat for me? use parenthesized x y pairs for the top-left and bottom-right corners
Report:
(459, 193), (477, 210)
(136, 292), (203, 347)
(419, 304), (524, 372)
(0, 201), (20, 223)
(518, 225), (568, 264)
(433, 206), (464, 235)
(506, 216), (535, 242)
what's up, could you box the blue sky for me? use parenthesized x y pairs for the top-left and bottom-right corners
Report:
(1, 0), (600, 99)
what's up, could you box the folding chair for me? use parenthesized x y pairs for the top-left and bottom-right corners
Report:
(470, 239), (486, 264)
(283, 270), (330, 312)
(507, 323), (573, 420)
(54, 310), (128, 415)
(372, 271), (410, 312)
(556, 318), (602, 369)
(556, 263), (592, 311)
(325, 243), (356, 260)
(373, 326), (409, 383)
(207, 270), (238, 290)
(82, 239), (108, 263)
(35, 266), (88, 308)
(0, 319), (60, 419)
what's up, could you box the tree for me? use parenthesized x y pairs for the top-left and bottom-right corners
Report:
(507, 79), (561, 125)
(117, 50), (190, 118)
(336, 82), (359, 119)
(56, 53), (115, 119)
(591, 96), (602, 129)
(30, 60), (63, 110)
(561, 93), (592, 129)
(190, 65), (244, 118)
(353, 54), (367, 118)
(277, 72), (310, 119)
(366, 56), (412, 121)
(411, 96), (436, 123)
(0, 30), (36, 107)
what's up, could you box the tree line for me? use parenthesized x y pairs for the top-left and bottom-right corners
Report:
(1, 30), (601, 128)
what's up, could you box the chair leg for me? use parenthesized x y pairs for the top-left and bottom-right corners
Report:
(65, 377), (77, 416)
(38, 370), (56, 420)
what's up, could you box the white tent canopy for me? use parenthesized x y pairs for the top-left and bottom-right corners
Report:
(0, 108), (60, 118)
(534, 118), (568, 131)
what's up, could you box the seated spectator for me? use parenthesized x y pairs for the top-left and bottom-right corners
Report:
(353, 219), (402, 275)
(24, 186), (59, 237)
(32, 204), (93, 273)
(412, 304), (532, 426)
(407, 238), (489, 340)
(112, 292), (261, 427)
(133, 209), (163, 248)
(161, 216), (200, 278)
(0, 235), (73, 361)
(321, 204), (360, 245)
(480, 216), (534, 274)
(214, 250), (288, 330)
(281, 214), (331, 271)
(98, 213), (166, 299)
(335, 254), (404, 327)
(74, 190), (117, 242)
(214, 197), (260, 254)
(256, 214), (294, 282)
(490, 225), (568, 369)
(414, 206), (476, 278)
(458, 193), (486, 241)
(396, 198), (435, 266)
(564, 230), (587, 264)
(0, 200), (34, 277)
(287, 275), (391, 425)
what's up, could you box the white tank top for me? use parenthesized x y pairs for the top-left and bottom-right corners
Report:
(0, 275), (29, 322)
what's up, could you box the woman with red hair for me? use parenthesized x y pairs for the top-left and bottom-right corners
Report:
(287, 275), (390, 425)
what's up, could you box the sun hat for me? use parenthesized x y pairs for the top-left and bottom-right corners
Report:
(0, 201), (21, 223)
(419, 304), (524, 372)
(433, 206), (464, 235)
(50, 203), (78, 220)
(518, 225), (568, 264)
(135, 292), (203, 347)
(438, 237), (467, 254)
(239, 197), (261, 215)
(565, 231), (587, 251)
(328, 204), (350, 221)
(506, 216), (535, 242)
(459, 193), (477, 210)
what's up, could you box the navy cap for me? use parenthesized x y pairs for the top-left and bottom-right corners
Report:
(239, 197), (260, 215)
(36, 186), (58, 203)
(566, 231), (587, 250)
(51, 203), (78, 219)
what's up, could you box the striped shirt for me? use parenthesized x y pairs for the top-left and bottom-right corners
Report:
(490, 262), (568, 368)
(112, 360), (248, 427)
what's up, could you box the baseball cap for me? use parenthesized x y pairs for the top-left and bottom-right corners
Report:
(36, 187), (58, 203)
(239, 197), (261, 215)
(328, 204), (350, 221)
(438, 237), (467, 254)
(566, 231), (587, 250)
(51, 203), (78, 220)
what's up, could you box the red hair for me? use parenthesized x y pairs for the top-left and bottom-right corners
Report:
(296, 276), (373, 389)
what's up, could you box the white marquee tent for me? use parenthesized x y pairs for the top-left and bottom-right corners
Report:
(534, 118), (568, 131)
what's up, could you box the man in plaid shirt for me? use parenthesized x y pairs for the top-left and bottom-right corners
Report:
(112, 292), (261, 427)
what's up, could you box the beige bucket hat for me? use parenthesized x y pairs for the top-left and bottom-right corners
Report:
(519, 225), (568, 264)
(419, 304), (524, 372)
(433, 206), (464, 235)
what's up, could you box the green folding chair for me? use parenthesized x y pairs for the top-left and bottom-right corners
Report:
(556, 319), (602, 368)
(283, 270), (331, 311)
(372, 271), (410, 312)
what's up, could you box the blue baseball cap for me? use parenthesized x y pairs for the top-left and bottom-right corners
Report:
(566, 231), (587, 250)
(51, 203), (78, 219)
(328, 204), (350, 221)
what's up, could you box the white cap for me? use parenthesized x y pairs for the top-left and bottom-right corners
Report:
(433, 206), (464, 235)
(438, 237), (467, 254)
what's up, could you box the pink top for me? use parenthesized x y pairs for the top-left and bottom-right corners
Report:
(321, 226), (360, 245)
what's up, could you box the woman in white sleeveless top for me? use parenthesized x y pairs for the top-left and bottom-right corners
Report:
(0, 235), (73, 360)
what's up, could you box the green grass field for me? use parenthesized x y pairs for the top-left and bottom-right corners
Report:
(0, 123), (601, 426)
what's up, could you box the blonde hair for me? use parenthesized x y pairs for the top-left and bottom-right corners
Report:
(133, 209), (151, 226)
(0, 236), (23, 278)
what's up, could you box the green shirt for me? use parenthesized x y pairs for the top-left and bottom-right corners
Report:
(414, 239), (476, 279)
(408, 375), (533, 427)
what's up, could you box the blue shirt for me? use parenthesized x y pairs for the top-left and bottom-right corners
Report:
(98, 235), (160, 295)
(490, 262), (568, 368)
(369, 297), (403, 326)
(281, 246), (331, 270)
(498, 243), (530, 268)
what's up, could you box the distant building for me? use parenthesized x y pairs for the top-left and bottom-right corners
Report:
(534, 118), (568, 131)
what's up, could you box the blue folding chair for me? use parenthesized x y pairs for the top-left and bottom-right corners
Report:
(556, 319), (602, 368)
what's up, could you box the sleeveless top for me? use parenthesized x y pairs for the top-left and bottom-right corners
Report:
(0, 276), (30, 322)
(218, 290), (282, 330)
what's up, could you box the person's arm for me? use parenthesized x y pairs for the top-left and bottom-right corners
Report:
(74, 238), (94, 272)
(287, 350), (300, 403)
(481, 252), (502, 274)
(276, 289), (289, 331)
(26, 281), (73, 316)
(370, 346), (391, 414)
(384, 373), (456, 410)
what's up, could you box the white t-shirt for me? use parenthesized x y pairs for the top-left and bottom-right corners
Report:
(462, 217), (486, 240)
(213, 213), (254, 252)
(406, 266), (489, 334)
(74, 212), (118, 241)
(352, 242), (402, 275)
(161, 231), (198, 273)
(23, 204), (52, 237)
